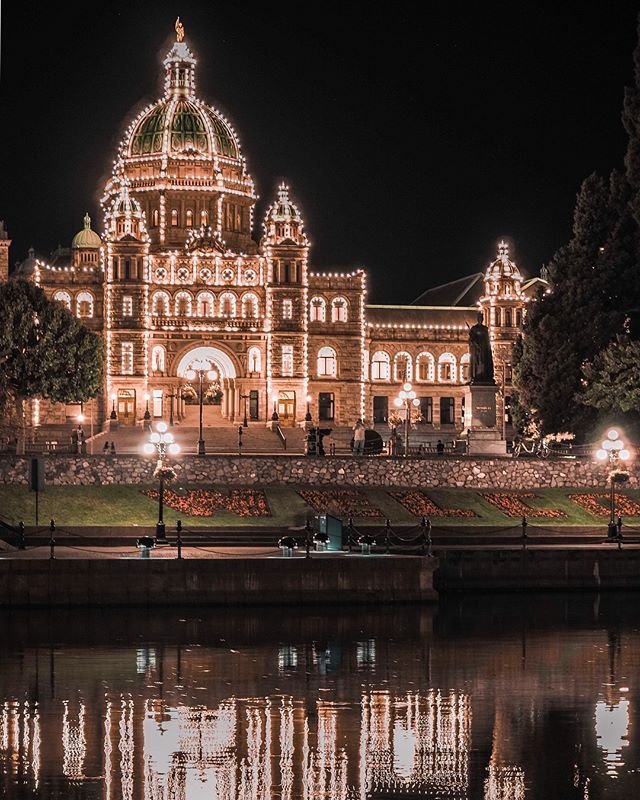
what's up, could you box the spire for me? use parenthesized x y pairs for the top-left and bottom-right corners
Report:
(83, 212), (92, 230)
(498, 239), (509, 263)
(163, 20), (197, 98)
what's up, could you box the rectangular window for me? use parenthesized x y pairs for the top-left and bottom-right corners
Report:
(319, 392), (335, 421)
(249, 389), (259, 420)
(121, 342), (134, 375)
(373, 396), (388, 424)
(419, 397), (433, 424)
(418, 361), (431, 381)
(122, 296), (133, 317)
(282, 345), (293, 377)
(152, 389), (163, 418)
(282, 299), (293, 319)
(440, 363), (452, 382)
(440, 396), (455, 425)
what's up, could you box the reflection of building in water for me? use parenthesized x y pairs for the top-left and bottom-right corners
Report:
(483, 703), (525, 800)
(595, 696), (630, 778)
(0, 700), (40, 790)
(62, 699), (86, 781)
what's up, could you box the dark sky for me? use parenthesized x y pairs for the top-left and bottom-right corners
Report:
(1, 2), (639, 304)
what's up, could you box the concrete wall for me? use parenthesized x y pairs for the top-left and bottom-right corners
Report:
(0, 453), (627, 489)
(0, 555), (437, 607)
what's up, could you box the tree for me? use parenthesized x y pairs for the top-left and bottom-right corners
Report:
(0, 279), (103, 446)
(580, 335), (640, 430)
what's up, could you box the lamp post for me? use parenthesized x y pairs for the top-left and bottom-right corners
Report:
(305, 394), (312, 422)
(143, 392), (151, 431)
(240, 394), (249, 427)
(271, 393), (279, 421)
(596, 428), (631, 539)
(394, 382), (420, 457)
(110, 393), (117, 420)
(143, 421), (180, 542)
(186, 361), (217, 455)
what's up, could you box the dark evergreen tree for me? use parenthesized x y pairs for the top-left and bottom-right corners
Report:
(0, 279), (103, 447)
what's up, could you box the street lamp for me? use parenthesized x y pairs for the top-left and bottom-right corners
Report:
(271, 393), (279, 421)
(394, 382), (420, 457)
(240, 394), (249, 427)
(143, 392), (151, 431)
(305, 394), (312, 422)
(110, 393), (117, 420)
(143, 421), (180, 542)
(596, 428), (631, 539)
(186, 361), (217, 455)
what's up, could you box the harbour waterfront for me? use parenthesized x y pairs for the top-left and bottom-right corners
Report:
(1, 593), (639, 798)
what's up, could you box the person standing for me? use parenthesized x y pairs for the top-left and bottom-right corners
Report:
(353, 419), (366, 455)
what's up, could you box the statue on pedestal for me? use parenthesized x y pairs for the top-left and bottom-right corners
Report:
(468, 311), (495, 385)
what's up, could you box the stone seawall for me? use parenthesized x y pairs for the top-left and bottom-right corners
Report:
(0, 454), (629, 489)
(0, 555), (437, 607)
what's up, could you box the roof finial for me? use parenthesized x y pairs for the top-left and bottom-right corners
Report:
(83, 212), (91, 230)
(498, 239), (509, 261)
(175, 17), (185, 42)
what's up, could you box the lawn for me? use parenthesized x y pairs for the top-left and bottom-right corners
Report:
(0, 485), (639, 529)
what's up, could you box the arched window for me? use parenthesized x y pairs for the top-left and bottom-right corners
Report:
(241, 292), (259, 318)
(309, 297), (326, 322)
(371, 351), (390, 381)
(494, 307), (501, 326)
(317, 346), (337, 377)
(201, 209), (208, 226)
(460, 352), (470, 383)
(175, 291), (192, 316)
(504, 308), (513, 326)
(76, 291), (94, 319)
(331, 296), (348, 322)
(151, 345), (166, 374)
(197, 292), (214, 317)
(416, 352), (435, 382)
(185, 209), (194, 227)
(438, 352), (457, 383)
(219, 292), (236, 317)
(152, 209), (159, 227)
(171, 209), (179, 226)
(394, 351), (412, 382)
(152, 291), (170, 316)
(248, 346), (261, 374)
(54, 290), (71, 310)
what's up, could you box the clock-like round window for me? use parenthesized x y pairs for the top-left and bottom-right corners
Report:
(243, 268), (257, 283)
(176, 267), (190, 283)
(221, 268), (234, 282)
(200, 267), (212, 283)
(155, 267), (167, 282)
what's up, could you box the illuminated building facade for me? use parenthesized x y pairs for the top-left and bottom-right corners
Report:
(7, 26), (545, 431)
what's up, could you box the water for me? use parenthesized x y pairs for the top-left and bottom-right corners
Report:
(0, 593), (639, 799)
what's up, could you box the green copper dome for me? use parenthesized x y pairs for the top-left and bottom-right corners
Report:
(71, 214), (101, 249)
(128, 98), (240, 159)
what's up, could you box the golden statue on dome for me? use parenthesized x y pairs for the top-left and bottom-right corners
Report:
(175, 17), (185, 42)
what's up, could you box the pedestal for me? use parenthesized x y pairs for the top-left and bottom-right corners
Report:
(463, 383), (507, 456)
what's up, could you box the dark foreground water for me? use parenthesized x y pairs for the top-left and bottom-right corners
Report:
(0, 594), (639, 799)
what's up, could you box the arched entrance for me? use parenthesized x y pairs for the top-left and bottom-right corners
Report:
(175, 346), (238, 425)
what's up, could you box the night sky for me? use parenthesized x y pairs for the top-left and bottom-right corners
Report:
(1, 3), (639, 304)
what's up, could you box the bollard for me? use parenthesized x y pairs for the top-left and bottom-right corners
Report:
(305, 520), (312, 559)
(347, 517), (354, 552)
(385, 519), (391, 554)
(617, 516), (623, 550)
(522, 516), (528, 550)
(176, 520), (183, 560)
(238, 426), (243, 456)
(18, 521), (25, 550)
(49, 518), (56, 560)
(426, 519), (433, 558)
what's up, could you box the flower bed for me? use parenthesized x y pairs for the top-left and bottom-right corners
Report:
(389, 491), (476, 517)
(479, 493), (566, 518)
(568, 493), (640, 518)
(297, 488), (384, 518)
(141, 488), (271, 517)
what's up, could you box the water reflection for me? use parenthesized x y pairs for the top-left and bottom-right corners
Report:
(0, 593), (638, 798)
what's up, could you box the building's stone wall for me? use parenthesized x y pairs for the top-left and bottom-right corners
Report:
(0, 455), (626, 489)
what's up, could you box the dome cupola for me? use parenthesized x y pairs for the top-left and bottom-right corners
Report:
(484, 240), (522, 298)
(262, 183), (308, 247)
(105, 178), (149, 242)
(71, 213), (101, 249)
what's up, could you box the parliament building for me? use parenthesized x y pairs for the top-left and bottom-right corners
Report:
(0, 26), (546, 435)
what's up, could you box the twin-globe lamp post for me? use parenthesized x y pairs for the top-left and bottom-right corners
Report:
(143, 421), (180, 541)
(596, 428), (631, 539)
(186, 361), (217, 455)
(394, 382), (420, 457)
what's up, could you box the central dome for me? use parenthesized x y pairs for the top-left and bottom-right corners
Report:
(128, 97), (240, 159)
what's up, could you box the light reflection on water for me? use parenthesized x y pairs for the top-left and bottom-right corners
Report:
(0, 593), (639, 798)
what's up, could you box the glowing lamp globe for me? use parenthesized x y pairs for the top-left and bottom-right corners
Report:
(607, 429), (620, 441)
(403, 382), (412, 392)
(143, 443), (155, 455)
(412, 398), (421, 407)
(620, 449), (630, 461)
(168, 443), (180, 455)
(207, 369), (217, 381)
(394, 398), (403, 408)
(596, 449), (607, 460)
(157, 422), (167, 433)
(150, 432), (160, 444)
(186, 369), (196, 380)
(164, 432), (174, 444)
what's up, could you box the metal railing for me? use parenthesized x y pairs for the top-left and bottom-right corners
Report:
(274, 424), (287, 450)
